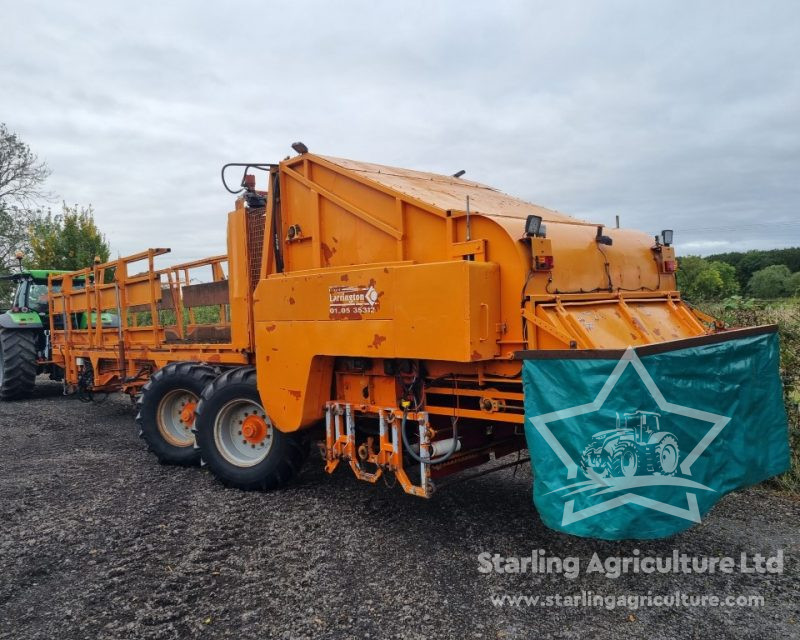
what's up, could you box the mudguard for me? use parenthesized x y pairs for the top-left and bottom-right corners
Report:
(0, 311), (43, 330)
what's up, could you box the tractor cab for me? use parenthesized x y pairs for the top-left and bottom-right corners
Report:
(0, 270), (75, 330)
(622, 410), (661, 443)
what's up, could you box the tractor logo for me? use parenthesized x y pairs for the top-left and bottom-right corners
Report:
(579, 411), (680, 479)
(529, 347), (729, 526)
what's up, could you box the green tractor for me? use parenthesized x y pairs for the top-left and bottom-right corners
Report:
(0, 270), (68, 400)
(0, 270), (119, 400)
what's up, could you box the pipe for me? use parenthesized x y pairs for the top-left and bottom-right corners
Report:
(401, 408), (459, 465)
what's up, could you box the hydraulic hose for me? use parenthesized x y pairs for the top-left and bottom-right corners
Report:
(400, 406), (459, 465)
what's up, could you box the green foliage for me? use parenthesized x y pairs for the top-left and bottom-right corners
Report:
(722, 295), (756, 312)
(0, 123), (50, 303)
(27, 202), (110, 271)
(681, 252), (800, 301)
(130, 305), (223, 329)
(708, 247), (800, 290)
(788, 272), (800, 297)
(0, 204), (28, 305)
(192, 305), (222, 324)
(0, 203), (30, 270)
(676, 255), (740, 301)
(747, 264), (792, 298)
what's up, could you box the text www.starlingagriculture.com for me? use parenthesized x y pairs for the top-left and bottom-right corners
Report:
(489, 592), (765, 610)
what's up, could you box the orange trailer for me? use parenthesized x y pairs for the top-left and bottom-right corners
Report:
(48, 149), (717, 495)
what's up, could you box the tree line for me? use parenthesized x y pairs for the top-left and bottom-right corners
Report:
(0, 123), (110, 302)
(677, 249), (800, 301)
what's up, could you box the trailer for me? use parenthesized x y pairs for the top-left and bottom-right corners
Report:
(47, 150), (732, 497)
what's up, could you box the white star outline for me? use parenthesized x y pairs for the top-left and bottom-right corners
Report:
(529, 346), (730, 526)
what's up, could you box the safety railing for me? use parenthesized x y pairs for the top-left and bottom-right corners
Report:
(48, 249), (234, 354)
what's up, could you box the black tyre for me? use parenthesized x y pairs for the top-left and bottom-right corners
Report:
(194, 366), (308, 490)
(0, 329), (37, 401)
(135, 362), (217, 465)
(610, 441), (640, 478)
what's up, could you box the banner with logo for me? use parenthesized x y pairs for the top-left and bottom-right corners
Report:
(521, 328), (790, 540)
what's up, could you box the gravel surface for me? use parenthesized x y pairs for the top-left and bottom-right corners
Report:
(0, 379), (798, 639)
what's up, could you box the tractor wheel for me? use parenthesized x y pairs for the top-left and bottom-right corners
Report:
(579, 444), (610, 479)
(193, 366), (309, 491)
(0, 329), (37, 401)
(653, 434), (680, 476)
(135, 362), (217, 466)
(610, 441), (640, 478)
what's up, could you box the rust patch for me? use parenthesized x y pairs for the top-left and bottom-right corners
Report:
(383, 267), (389, 274)
(333, 311), (362, 320)
(368, 278), (376, 287)
(332, 236), (338, 243)
(653, 327), (662, 336)
(340, 274), (349, 282)
(288, 296), (296, 305)
(369, 334), (387, 349)
(321, 242), (334, 265)
(287, 389), (302, 399)
(266, 324), (276, 332)
(264, 355), (270, 361)
(471, 350), (483, 361)
(272, 347), (278, 351)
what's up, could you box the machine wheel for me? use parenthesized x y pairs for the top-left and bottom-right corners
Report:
(135, 362), (217, 465)
(653, 434), (680, 476)
(194, 366), (309, 491)
(0, 329), (37, 401)
(610, 441), (640, 478)
(579, 444), (610, 479)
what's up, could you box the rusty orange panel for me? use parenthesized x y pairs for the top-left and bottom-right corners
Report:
(182, 280), (229, 307)
(535, 297), (706, 350)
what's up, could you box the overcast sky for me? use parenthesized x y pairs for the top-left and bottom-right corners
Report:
(2, 0), (799, 264)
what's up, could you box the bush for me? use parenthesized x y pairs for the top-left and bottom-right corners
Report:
(747, 264), (792, 298)
(677, 256), (740, 301)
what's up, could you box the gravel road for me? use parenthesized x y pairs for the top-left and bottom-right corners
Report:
(1, 379), (798, 639)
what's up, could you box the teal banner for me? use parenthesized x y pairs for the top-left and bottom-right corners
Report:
(522, 329), (790, 540)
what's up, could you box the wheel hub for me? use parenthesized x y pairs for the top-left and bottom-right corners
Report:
(242, 414), (268, 445)
(214, 399), (274, 466)
(157, 389), (199, 446)
(180, 401), (197, 427)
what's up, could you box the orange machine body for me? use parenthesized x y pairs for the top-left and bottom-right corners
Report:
(252, 154), (706, 433)
(48, 152), (710, 497)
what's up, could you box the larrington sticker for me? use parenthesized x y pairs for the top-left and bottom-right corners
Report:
(328, 283), (380, 319)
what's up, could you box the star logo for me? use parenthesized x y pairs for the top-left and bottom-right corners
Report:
(529, 347), (730, 526)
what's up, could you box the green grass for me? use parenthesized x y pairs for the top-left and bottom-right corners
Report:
(697, 297), (800, 494)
